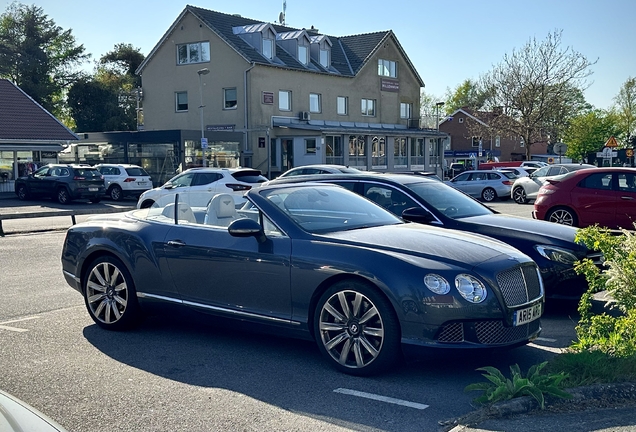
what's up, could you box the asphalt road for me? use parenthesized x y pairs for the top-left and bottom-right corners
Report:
(0, 201), (582, 432)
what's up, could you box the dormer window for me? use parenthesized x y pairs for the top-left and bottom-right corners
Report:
(319, 49), (329, 68)
(277, 30), (312, 66)
(298, 45), (309, 65)
(233, 23), (277, 60)
(310, 34), (332, 69)
(263, 38), (274, 59)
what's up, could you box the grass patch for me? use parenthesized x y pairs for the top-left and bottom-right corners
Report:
(547, 350), (636, 388)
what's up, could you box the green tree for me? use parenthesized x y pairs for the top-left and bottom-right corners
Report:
(419, 90), (444, 129)
(67, 43), (145, 132)
(481, 30), (596, 160)
(563, 110), (621, 161)
(0, 2), (89, 116)
(444, 79), (490, 114)
(614, 77), (636, 143)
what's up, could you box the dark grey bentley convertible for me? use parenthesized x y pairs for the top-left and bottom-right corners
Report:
(61, 183), (544, 375)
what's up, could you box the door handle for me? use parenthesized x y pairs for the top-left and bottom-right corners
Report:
(167, 240), (186, 247)
(620, 196), (634, 200)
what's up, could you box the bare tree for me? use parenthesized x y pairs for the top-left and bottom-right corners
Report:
(480, 30), (596, 160)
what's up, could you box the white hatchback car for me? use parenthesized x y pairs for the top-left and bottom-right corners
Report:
(137, 167), (267, 209)
(95, 163), (153, 201)
(510, 163), (596, 204)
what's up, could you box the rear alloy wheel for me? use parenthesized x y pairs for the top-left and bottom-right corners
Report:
(56, 187), (71, 204)
(109, 184), (123, 201)
(314, 281), (400, 376)
(481, 187), (497, 202)
(83, 256), (141, 330)
(512, 187), (528, 204)
(546, 208), (578, 227)
(16, 184), (29, 200)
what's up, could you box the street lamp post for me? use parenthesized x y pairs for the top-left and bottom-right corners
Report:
(435, 101), (445, 177)
(197, 68), (210, 167)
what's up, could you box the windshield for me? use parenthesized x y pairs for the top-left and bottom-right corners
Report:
(260, 185), (402, 234)
(404, 180), (493, 219)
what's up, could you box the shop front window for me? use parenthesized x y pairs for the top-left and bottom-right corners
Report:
(348, 135), (366, 168)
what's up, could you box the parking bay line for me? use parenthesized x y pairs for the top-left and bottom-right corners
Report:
(333, 388), (429, 410)
(0, 316), (40, 332)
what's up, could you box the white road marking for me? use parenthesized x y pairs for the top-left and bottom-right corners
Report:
(535, 337), (557, 342)
(0, 316), (39, 332)
(333, 388), (429, 410)
(528, 342), (564, 354)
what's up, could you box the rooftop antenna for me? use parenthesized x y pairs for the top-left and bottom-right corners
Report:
(278, 0), (286, 25)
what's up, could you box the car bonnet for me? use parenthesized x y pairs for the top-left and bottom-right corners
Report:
(322, 223), (530, 268)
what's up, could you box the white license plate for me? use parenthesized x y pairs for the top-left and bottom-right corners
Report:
(514, 303), (542, 326)
(138, 182), (148, 186)
(89, 187), (98, 192)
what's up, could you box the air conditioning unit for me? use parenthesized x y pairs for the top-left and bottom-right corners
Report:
(299, 111), (310, 121)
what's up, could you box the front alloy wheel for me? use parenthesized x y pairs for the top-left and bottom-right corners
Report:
(315, 281), (399, 376)
(512, 187), (528, 204)
(83, 256), (140, 330)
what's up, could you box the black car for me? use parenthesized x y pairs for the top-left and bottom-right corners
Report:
(61, 184), (544, 376)
(15, 164), (105, 204)
(269, 173), (602, 299)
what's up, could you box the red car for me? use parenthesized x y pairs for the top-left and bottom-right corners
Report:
(533, 167), (636, 230)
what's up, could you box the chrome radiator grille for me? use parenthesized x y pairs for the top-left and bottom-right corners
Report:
(496, 264), (543, 307)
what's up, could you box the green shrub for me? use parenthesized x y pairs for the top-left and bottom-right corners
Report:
(465, 362), (571, 409)
(573, 226), (636, 357)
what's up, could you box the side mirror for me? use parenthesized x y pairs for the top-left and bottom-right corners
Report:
(228, 218), (266, 243)
(163, 181), (173, 189)
(401, 207), (436, 224)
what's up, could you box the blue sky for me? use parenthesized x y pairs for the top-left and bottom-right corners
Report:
(4, 0), (635, 110)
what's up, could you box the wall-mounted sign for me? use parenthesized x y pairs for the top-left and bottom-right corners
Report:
(380, 79), (399, 92)
(262, 92), (274, 104)
(206, 124), (235, 131)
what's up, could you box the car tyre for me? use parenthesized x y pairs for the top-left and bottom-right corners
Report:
(56, 187), (72, 204)
(512, 187), (528, 204)
(109, 184), (124, 201)
(82, 255), (142, 330)
(546, 207), (578, 227)
(314, 280), (400, 376)
(481, 187), (496, 202)
(16, 184), (29, 200)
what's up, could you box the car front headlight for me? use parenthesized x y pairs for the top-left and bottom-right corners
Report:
(535, 245), (579, 265)
(455, 274), (487, 303)
(424, 274), (450, 295)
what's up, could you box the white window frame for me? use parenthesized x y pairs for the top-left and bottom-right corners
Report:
(262, 38), (274, 59)
(177, 41), (210, 65)
(309, 93), (321, 113)
(319, 49), (330, 68)
(175, 92), (188, 112)
(279, 90), (292, 111)
(223, 88), (237, 110)
(298, 45), (309, 65)
(337, 96), (348, 115)
(377, 59), (397, 78)
(361, 98), (376, 117)
(400, 103), (412, 119)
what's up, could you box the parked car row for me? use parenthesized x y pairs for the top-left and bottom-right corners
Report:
(14, 163), (153, 204)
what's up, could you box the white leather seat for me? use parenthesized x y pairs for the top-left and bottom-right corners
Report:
(204, 193), (238, 227)
(161, 202), (197, 224)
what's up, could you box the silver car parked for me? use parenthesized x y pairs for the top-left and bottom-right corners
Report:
(511, 163), (596, 204)
(445, 169), (517, 202)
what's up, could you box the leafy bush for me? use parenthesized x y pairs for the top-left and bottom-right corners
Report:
(465, 362), (571, 409)
(573, 226), (636, 357)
